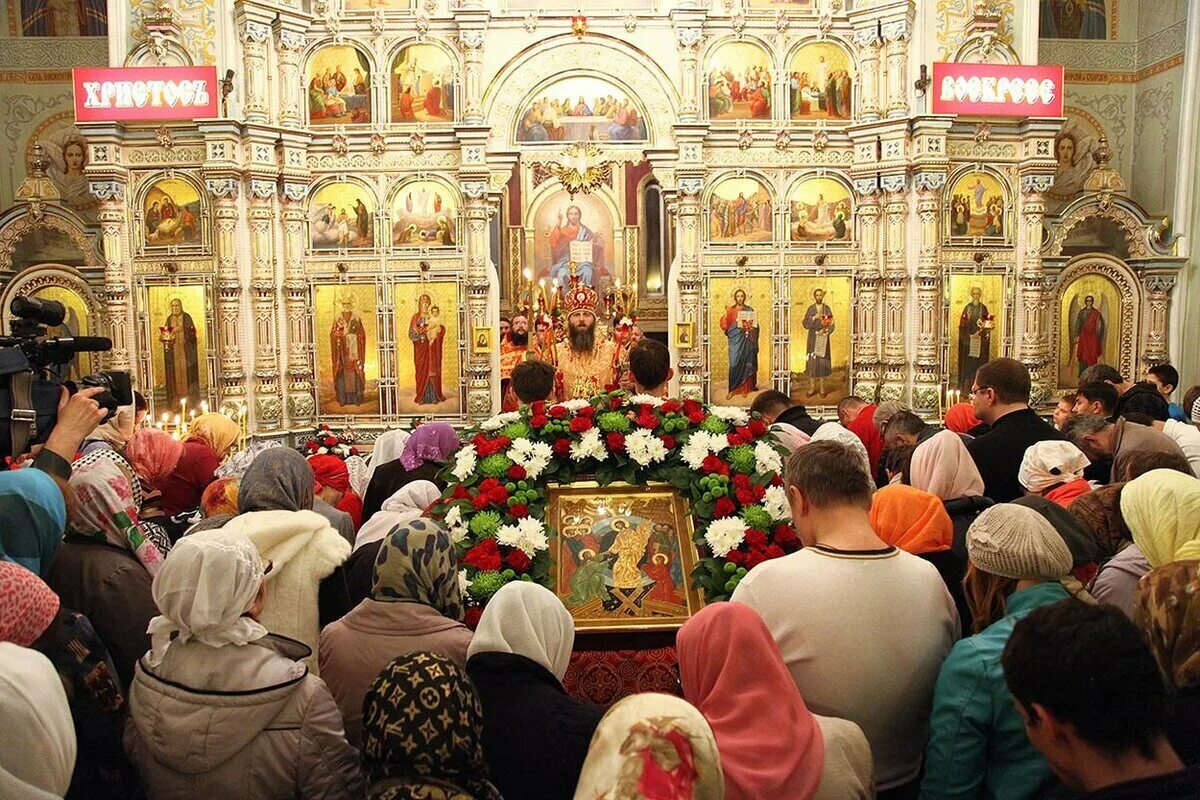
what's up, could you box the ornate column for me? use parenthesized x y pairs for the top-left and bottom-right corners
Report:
(457, 28), (486, 125)
(674, 176), (704, 401)
(206, 177), (247, 411)
(90, 180), (133, 372)
(852, 176), (881, 399)
(853, 27), (882, 122)
(880, 173), (909, 401)
(238, 15), (272, 124)
(673, 24), (703, 122)
(1017, 174), (1053, 403)
(275, 24), (306, 128)
(913, 173), (947, 411)
(247, 178), (282, 430)
(461, 178), (493, 420)
(882, 20), (910, 120)
(281, 181), (314, 426)
(1142, 275), (1177, 369)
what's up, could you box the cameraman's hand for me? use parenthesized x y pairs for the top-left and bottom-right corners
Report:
(43, 386), (107, 463)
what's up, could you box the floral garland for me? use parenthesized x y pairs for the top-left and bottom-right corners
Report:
(296, 424), (359, 460)
(428, 391), (799, 621)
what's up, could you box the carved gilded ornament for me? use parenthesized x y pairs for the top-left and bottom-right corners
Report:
(249, 179), (277, 199)
(914, 173), (947, 192)
(1051, 257), (1140, 388)
(1020, 175), (1054, 195)
(89, 181), (125, 201)
(206, 178), (239, 199)
(1049, 203), (1148, 259)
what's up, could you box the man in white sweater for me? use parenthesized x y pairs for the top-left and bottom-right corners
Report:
(732, 440), (960, 797)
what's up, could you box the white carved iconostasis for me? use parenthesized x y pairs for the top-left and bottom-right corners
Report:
(0, 0), (1191, 439)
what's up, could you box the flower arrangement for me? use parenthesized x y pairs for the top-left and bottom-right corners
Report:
(296, 424), (359, 460)
(428, 391), (799, 621)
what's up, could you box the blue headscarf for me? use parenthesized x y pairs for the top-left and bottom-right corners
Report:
(0, 469), (67, 577)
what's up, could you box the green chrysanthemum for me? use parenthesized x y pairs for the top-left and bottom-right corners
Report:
(741, 504), (772, 531)
(479, 453), (515, 478)
(598, 411), (632, 433)
(700, 416), (729, 435)
(500, 421), (532, 440)
(727, 444), (757, 474)
(468, 570), (508, 601)
(469, 510), (502, 539)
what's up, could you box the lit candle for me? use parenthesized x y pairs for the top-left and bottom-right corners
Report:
(200, 400), (209, 413)
(161, 411), (169, 424)
(173, 414), (181, 426)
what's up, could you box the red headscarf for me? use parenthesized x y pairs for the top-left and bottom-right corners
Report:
(844, 403), (884, 472)
(943, 403), (982, 435)
(0, 562), (60, 646)
(869, 484), (954, 555)
(308, 454), (363, 530)
(677, 602), (825, 800)
(126, 428), (185, 484)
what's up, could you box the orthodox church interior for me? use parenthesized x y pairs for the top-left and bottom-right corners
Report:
(0, 0), (1196, 436)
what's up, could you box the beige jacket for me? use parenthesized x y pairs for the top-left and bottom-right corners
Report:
(125, 635), (363, 800)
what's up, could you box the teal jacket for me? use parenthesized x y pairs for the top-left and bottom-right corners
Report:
(920, 582), (1069, 800)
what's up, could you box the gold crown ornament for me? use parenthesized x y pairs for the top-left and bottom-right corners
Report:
(562, 264), (599, 316)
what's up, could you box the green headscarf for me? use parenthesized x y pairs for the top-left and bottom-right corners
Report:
(371, 518), (464, 621)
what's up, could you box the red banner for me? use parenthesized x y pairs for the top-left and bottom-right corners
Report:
(73, 66), (219, 122)
(931, 62), (1064, 118)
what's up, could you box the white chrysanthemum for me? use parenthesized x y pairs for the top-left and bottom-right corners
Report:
(681, 430), (728, 470)
(764, 485), (789, 522)
(625, 429), (668, 467)
(708, 405), (750, 426)
(554, 399), (593, 413)
(754, 440), (784, 475)
(448, 523), (468, 545)
(451, 445), (477, 481)
(480, 411), (522, 432)
(445, 505), (462, 527)
(508, 438), (536, 462)
(628, 394), (665, 407)
(496, 516), (550, 557)
(457, 569), (470, 596)
(571, 428), (609, 462)
(704, 517), (747, 558)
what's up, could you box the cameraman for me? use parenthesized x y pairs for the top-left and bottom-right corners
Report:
(18, 386), (109, 480)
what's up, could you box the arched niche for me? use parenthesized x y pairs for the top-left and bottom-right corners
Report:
(704, 171), (776, 245)
(307, 177), (381, 253)
(484, 35), (679, 151)
(135, 172), (211, 254)
(1051, 254), (1140, 391)
(0, 206), (101, 274)
(0, 264), (106, 377)
(784, 172), (855, 245)
(512, 72), (652, 146)
(704, 36), (776, 122)
(304, 41), (376, 126)
(784, 38), (857, 122)
(386, 38), (459, 125)
(523, 180), (626, 295)
(943, 165), (1012, 244)
(1047, 195), (1166, 261)
(386, 176), (461, 250)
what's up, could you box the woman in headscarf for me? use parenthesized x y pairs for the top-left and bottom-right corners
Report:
(1090, 469), (1200, 618)
(870, 483), (970, 630)
(770, 421), (811, 455)
(0, 468), (67, 577)
(362, 652), (501, 800)
(154, 411), (238, 517)
(0, 642), (76, 799)
(320, 518), (472, 747)
(125, 427), (186, 532)
(200, 476), (240, 518)
(677, 602), (874, 800)
(0, 562), (132, 798)
(1135, 561), (1200, 764)
(943, 402), (985, 436)
(362, 422), (457, 522)
(908, 429), (994, 558)
(810, 422), (872, 481)
(921, 504), (1076, 800)
(363, 429), (411, 490)
(467, 581), (604, 800)
(1018, 440), (1093, 508)
(572, 693), (724, 800)
(46, 454), (168, 687)
(309, 454), (364, 532)
(1069, 481), (1132, 560)
(80, 405), (136, 455)
(125, 534), (362, 799)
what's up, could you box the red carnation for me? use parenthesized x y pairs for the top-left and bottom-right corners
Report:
(727, 433), (746, 447)
(489, 486), (509, 505)
(635, 412), (659, 429)
(702, 455), (722, 474)
(736, 487), (757, 506)
(505, 549), (532, 572)
(465, 606), (483, 629)
(774, 524), (799, 546)
(569, 417), (593, 433)
(464, 539), (501, 572)
(531, 401), (547, 416)
(744, 550), (768, 569)
(508, 465), (527, 481)
(770, 475), (784, 487)
(766, 544), (786, 560)
(661, 400), (681, 415)
(553, 438), (572, 457)
(749, 419), (768, 437)
(479, 478), (501, 493)
(714, 497), (736, 518)
(471, 493), (491, 511)
(548, 405), (569, 419)
(745, 528), (768, 549)
(530, 415), (549, 429)
(688, 411), (707, 425)
(510, 504), (528, 519)
(683, 399), (703, 415)
(726, 549), (745, 565)
(606, 432), (626, 452)
(732, 473), (751, 490)
(752, 484), (766, 502)
(577, 405), (595, 418)
(660, 434), (677, 450)
(735, 426), (754, 441)
(452, 485), (470, 500)
(322, 436), (337, 447)
(610, 396), (622, 410)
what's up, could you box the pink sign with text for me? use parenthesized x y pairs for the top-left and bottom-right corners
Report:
(73, 66), (219, 122)
(931, 62), (1064, 118)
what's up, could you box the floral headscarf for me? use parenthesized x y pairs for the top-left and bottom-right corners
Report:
(362, 652), (501, 800)
(201, 477), (240, 518)
(0, 468), (66, 577)
(0, 562), (60, 647)
(125, 428), (185, 484)
(371, 518), (464, 621)
(400, 423), (460, 471)
(69, 457), (169, 575)
(187, 412), (240, 458)
(1135, 560), (1200, 691)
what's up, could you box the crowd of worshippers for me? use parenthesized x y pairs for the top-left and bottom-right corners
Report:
(1, 339), (1199, 800)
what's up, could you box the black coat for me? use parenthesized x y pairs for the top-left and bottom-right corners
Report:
(1115, 381), (1170, 422)
(944, 495), (995, 560)
(467, 652), (604, 800)
(775, 405), (826, 436)
(318, 540), (382, 628)
(361, 460), (445, 523)
(966, 408), (1063, 503)
(1168, 687), (1200, 765)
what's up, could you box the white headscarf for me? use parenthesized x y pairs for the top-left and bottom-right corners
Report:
(146, 534), (268, 667)
(810, 422), (872, 479)
(467, 581), (574, 681)
(365, 429), (412, 487)
(85, 405), (136, 448)
(352, 480), (442, 553)
(1018, 440), (1091, 494)
(910, 429), (985, 500)
(0, 643), (76, 799)
(345, 454), (370, 497)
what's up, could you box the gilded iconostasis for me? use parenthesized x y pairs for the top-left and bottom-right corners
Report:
(0, 0), (1194, 436)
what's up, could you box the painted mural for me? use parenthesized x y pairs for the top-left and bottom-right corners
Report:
(142, 178), (202, 248)
(789, 177), (852, 242)
(1039, 0), (1107, 39)
(707, 41), (773, 120)
(516, 76), (648, 143)
(1048, 110), (1106, 204)
(948, 172), (1006, 240)
(789, 42), (854, 120)
(310, 183), (375, 250)
(709, 177), (773, 243)
(391, 44), (455, 123)
(307, 45), (372, 125)
(392, 181), (456, 247)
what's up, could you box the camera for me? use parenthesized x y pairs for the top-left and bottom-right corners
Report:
(1, 294), (131, 460)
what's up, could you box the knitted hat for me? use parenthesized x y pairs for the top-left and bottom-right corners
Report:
(966, 503), (1073, 580)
